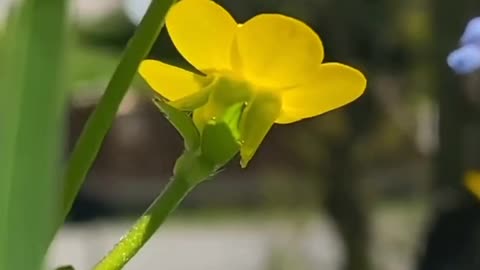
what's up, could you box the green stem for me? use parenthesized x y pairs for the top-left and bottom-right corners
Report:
(95, 177), (192, 270)
(94, 152), (215, 270)
(62, 0), (176, 219)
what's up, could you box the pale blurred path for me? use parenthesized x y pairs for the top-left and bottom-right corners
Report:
(48, 208), (425, 270)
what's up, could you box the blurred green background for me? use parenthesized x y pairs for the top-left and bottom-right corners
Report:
(3, 0), (480, 269)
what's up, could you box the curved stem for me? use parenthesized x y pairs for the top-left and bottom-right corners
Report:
(62, 0), (176, 219)
(94, 152), (214, 270)
(94, 176), (192, 270)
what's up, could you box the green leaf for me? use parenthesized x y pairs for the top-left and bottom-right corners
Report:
(0, 0), (67, 269)
(153, 98), (200, 150)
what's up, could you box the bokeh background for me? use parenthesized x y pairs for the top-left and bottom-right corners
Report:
(3, 0), (480, 269)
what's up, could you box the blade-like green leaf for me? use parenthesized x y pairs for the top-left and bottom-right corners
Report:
(0, 0), (67, 269)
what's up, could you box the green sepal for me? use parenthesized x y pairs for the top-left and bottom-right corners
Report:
(153, 98), (200, 150)
(200, 102), (243, 168)
(192, 76), (252, 132)
(239, 92), (281, 168)
(168, 86), (211, 111)
(173, 150), (215, 186)
(219, 102), (244, 141)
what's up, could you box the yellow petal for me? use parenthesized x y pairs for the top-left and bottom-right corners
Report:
(276, 63), (366, 124)
(166, 0), (237, 72)
(232, 14), (323, 88)
(139, 60), (210, 101)
(465, 171), (480, 200)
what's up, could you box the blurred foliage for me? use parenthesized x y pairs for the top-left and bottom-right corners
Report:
(69, 42), (118, 89)
(0, 1), (67, 269)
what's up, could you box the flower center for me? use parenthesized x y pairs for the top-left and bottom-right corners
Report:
(192, 74), (253, 132)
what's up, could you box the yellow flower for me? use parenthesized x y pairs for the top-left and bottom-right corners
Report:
(139, 0), (367, 167)
(465, 171), (480, 199)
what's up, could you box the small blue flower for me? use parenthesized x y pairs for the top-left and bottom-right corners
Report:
(447, 44), (480, 74)
(461, 17), (480, 46)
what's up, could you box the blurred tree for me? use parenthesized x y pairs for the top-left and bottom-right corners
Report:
(321, 106), (375, 270)
(416, 0), (480, 269)
(309, 1), (395, 269)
